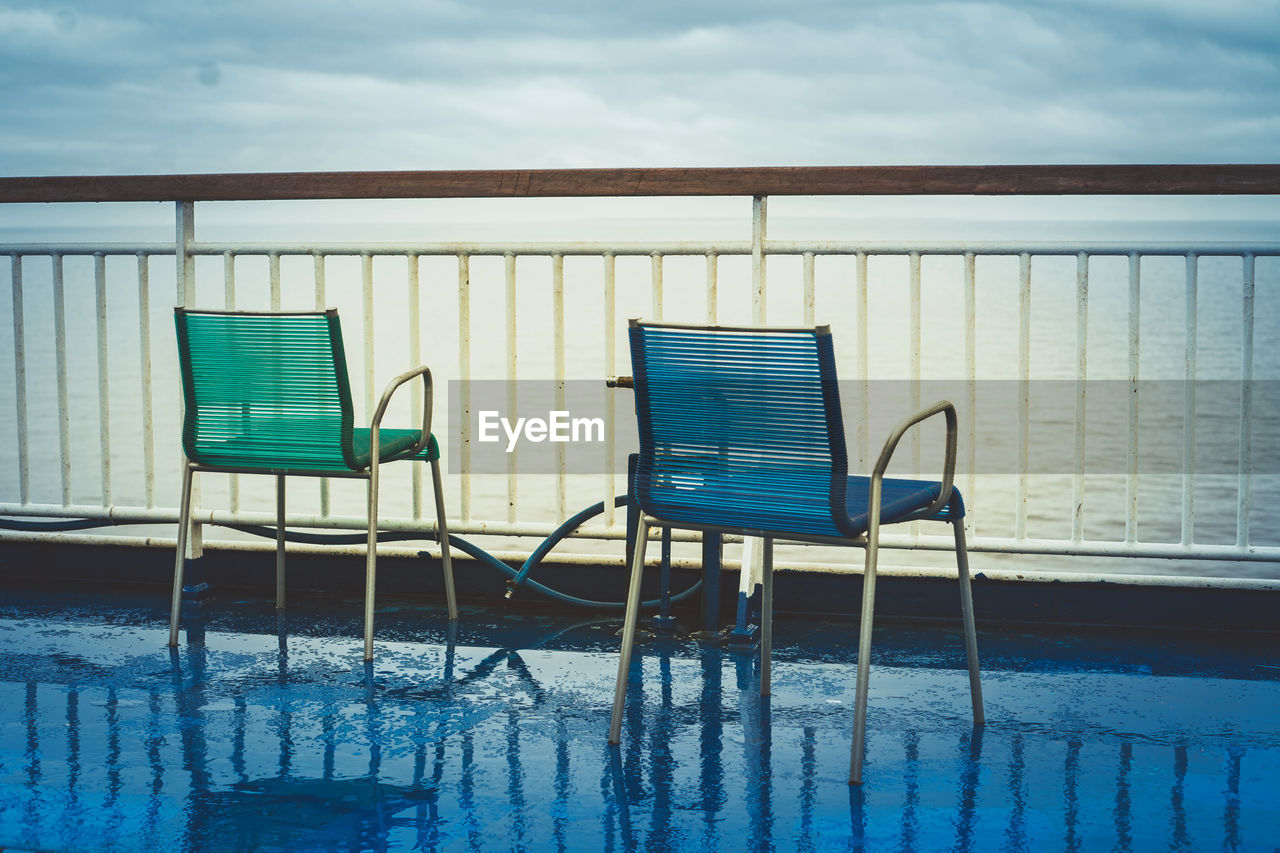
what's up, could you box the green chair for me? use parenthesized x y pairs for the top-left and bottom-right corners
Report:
(170, 308), (457, 659)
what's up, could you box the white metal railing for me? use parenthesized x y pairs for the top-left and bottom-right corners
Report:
(2, 174), (1279, 578)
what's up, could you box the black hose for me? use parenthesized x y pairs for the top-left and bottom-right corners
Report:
(1, 508), (701, 611)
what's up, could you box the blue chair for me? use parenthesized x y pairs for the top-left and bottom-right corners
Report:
(609, 320), (983, 784)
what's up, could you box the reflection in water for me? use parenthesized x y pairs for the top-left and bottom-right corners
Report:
(1171, 744), (1189, 851)
(553, 715), (570, 852)
(606, 744), (637, 852)
(1004, 734), (1027, 852)
(899, 729), (919, 853)
(2, 613), (1279, 852)
(797, 727), (817, 853)
(1223, 747), (1243, 852)
(954, 725), (984, 853)
(65, 689), (79, 820)
(23, 681), (40, 851)
(739, 680), (772, 853)
(506, 708), (527, 848)
(698, 646), (725, 852)
(1063, 738), (1082, 853)
(459, 730), (481, 852)
(648, 652), (675, 851)
(1116, 741), (1134, 853)
(104, 687), (123, 839)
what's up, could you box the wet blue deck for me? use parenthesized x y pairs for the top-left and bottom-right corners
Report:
(1, 585), (1278, 852)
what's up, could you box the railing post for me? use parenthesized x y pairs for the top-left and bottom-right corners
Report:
(1072, 252), (1088, 544)
(735, 195), (769, 639)
(963, 251), (977, 540)
(95, 252), (112, 507)
(175, 201), (205, 596)
(53, 254), (71, 506)
(458, 253), (472, 523)
(1126, 253), (1141, 545)
(751, 195), (767, 324)
(10, 253), (29, 506)
(1238, 254), (1255, 549)
(602, 253), (615, 528)
(1181, 253), (1197, 547)
(176, 201), (195, 306)
(553, 253), (566, 522)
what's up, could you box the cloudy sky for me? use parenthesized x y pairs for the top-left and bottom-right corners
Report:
(2, 0), (1279, 178)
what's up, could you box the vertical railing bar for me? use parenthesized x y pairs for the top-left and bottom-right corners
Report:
(747, 196), (768, 575)
(705, 252), (718, 325)
(11, 254), (29, 505)
(361, 252), (375, 420)
(224, 251), (239, 512)
(1181, 254), (1197, 546)
(1016, 252), (1031, 541)
(95, 252), (111, 507)
(407, 252), (423, 520)
(312, 253), (327, 309)
(650, 252), (663, 321)
(1071, 252), (1088, 543)
(52, 253), (72, 506)
(908, 251), (922, 465)
(223, 251), (236, 309)
(1126, 253), (1140, 544)
(458, 253), (472, 522)
(553, 253), (567, 522)
(268, 248), (284, 549)
(751, 196), (767, 324)
(1237, 253), (1255, 549)
(177, 202), (195, 307)
(313, 252), (330, 518)
(137, 253), (155, 508)
(963, 252), (977, 537)
(802, 251), (816, 326)
(505, 253), (518, 525)
(908, 251), (922, 542)
(268, 251), (281, 311)
(855, 251), (869, 471)
(176, 201), (201, 558)
(603, 252), (616, 528)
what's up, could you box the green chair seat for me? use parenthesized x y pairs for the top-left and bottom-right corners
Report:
(354, 429), (440, 466)
(185, 427), (438, 473)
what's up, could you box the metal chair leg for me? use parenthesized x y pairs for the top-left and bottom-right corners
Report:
(761, 536), (773, 697)
(430, 456), (458, 621)
(275, 474), (286, 609)
(363, 463), (379, 662)
(954, 520), (984, 725)
(849, 521), (880, 785)
(609, 518), (650, 744)
(168, 463), (194, 647)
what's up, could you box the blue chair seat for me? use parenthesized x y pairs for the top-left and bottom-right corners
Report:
(844, 476), (964, 533)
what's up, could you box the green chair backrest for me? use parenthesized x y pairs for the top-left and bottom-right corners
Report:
(174, 308), (360, 473)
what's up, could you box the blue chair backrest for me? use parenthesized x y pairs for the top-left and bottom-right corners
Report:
(628, 321), (851, 538)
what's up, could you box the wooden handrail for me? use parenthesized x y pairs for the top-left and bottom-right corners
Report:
(2, 165), (1279, 203)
